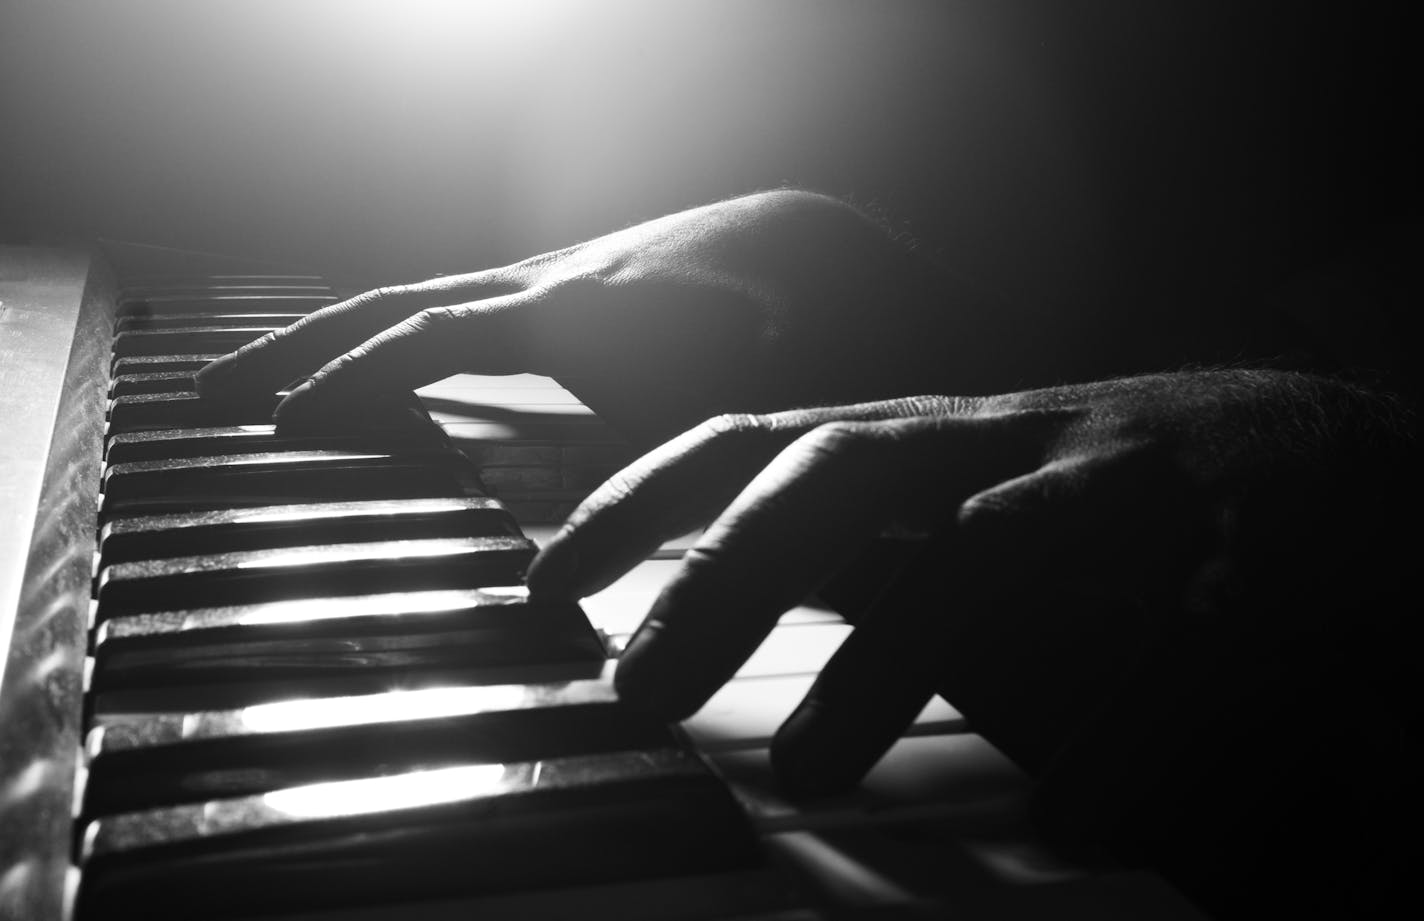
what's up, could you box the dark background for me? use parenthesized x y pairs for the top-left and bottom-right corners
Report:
(2, 1), (1414, 346)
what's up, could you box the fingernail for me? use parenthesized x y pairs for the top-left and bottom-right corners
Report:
(525, 545), (579, 598)
(613, 623), (697, 719)
(271, 381), (316, 422)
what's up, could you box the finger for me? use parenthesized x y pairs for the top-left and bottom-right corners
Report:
(270, 292), (536, 427)
(194, 272), (519, 398)
(614, 415), (1011, 721)
(527, 397), (968, 601)
(525, 415), (786, 600)
(771, 543), (953, 796)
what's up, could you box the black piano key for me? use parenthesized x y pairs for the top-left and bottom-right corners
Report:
(100, 451), (480, 514)
(93, 536), (536, 619)
(115, 313), (308, 333)
(104, 425), (450, 465)
(77, 748), (758, 921)
(107, 393), (281, 432)
(89, 588), (607, 709)
(119, 274), (330, 292)
(109, 372), (195, 398)
(103, 427), (447, 464)
(83, 678), (669, 814)
(110, 354), (225, 376)
(95, 587), (574, 642)
(115, 294), (335, 319)
(111, 327), (283, 361)
(99, 497), (518, 562)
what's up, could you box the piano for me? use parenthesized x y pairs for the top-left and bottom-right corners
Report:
(0, 244), (1206, 920)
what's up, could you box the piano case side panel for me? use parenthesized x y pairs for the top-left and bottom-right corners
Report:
(0, 250), (115, 921)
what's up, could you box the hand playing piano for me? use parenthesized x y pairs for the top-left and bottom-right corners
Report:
(526, 369), (1410, 798)
(194, 189), (999, 445)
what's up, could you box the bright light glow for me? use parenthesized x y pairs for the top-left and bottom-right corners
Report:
(335, 0), (568, 40)
(233, 540), (466, 570)
(475, 585), (528, 600)
(263, 763), (509, 818)
(226, 452), (385, 467)
(225, 498), (461, 525)
(241, 684), (530, 733)
(226, 507), (350, 525)
(232, 587), (526, 626)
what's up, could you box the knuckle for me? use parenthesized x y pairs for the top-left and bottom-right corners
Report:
(367, 283), (410, 302)
(338, 284), (414, 318)
(957, 492), (1008, 528)
(678, 539), (730, 578)
(403, 307), (459, 335)
(415, 305), (461, 326)
(893, 394), (979, 418)
(584, 468), (638, 512)
(242, 329), (281, 352)
(702, 412), (766, 437)
(793, 420), (878, 458)
(688, 412), (782, 457)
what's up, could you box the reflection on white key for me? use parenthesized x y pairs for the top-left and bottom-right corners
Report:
(735, 624), (851, 679)
(239, 684), (537, 733)
(233, 587), (530, 626)
(578, 560), (680, 635)
(263, 763), (512, 818)
(710, 734), (1029, 827)
(600, 624), (851, 675)
(419, 373), (569, 394)
(583, 561), (845, 637)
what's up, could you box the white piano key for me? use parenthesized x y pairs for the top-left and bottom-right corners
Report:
(733, 624), (852, 679)
(763, 813), (1209, 919)
(428, 403), (597, 425)
(710, 733), (1030, 829)
(441, 420), (621, 444)
(422, 388), (585, 406)
(683, 674), (964, 751)
(582, 561), (844, 638)
(521, 525), (706, 563)
(418, 373), (571, 394)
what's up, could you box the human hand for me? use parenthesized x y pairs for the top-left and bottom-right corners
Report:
(194, 190), (987, 444)
(525, 370), (1405, 794)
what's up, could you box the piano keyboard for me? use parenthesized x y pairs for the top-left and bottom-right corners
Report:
(0, 246), (1206, 921)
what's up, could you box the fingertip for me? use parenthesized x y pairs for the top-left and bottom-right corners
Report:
(524, 543), (580, 599)
(192, 355), (236, 396)
(270, 380), (317, 423)
(612, 625), (707, 722)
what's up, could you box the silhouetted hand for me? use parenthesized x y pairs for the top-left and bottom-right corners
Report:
(195, 190), (994, 444)
(525, 370), (1408, 795)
